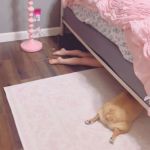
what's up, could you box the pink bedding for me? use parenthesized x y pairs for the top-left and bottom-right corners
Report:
(62, 0), (98, 10)
(63, 0), (150, 96)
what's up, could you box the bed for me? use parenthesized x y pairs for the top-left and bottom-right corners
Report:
(61, 5), (150, 112)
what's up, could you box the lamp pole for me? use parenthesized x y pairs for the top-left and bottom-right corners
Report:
(21, 0), (43, 52)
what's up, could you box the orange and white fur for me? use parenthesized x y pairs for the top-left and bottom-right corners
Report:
(49, 48), (102, 67)
(85, 92), (144, 144)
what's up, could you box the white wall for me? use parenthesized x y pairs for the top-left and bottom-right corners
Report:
(0, 0), (61, 33)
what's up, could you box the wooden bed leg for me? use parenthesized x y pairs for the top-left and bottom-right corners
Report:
(60, 0), (64, 36)
(144, 96), (150, 116)
(147, 109), (150, 116)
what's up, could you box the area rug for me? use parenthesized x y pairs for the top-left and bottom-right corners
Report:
(4, 68), (150, 150)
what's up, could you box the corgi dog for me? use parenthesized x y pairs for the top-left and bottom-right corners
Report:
(85, 92), (144, 144)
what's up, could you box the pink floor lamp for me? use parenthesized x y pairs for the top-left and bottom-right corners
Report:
(21, 0), (43, 52)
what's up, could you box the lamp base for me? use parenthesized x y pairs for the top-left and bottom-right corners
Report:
(21, 39), (43, 52)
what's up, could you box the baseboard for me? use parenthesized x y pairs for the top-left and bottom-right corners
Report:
(0, 27), (62, 43)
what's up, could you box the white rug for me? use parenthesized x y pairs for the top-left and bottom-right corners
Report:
(4, 68), (150, 150)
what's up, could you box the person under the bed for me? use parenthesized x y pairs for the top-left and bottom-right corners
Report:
(49, 48), (102, 67)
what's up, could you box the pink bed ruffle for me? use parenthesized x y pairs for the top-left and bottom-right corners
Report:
(63, 0), (150, 95)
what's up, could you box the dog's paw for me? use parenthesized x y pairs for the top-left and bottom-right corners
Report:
(84, 120), (92, 125)
(109, 137), (114, 144)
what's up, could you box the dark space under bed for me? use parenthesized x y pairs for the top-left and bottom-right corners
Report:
(63, 7), (148, 105)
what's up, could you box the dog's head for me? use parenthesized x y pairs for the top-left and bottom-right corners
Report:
(99, 103), (127, 125)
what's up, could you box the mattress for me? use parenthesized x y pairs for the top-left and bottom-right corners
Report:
(70, 5), (133, 63)
(63, 7), (148, 106)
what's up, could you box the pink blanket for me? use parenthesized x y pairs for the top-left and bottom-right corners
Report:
(63, 0), (150, 95)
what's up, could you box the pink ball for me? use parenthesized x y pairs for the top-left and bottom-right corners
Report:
(29, 13), (33, 17)
(28, 29), (34, 33)
(29, 24), (34, 28)
(28, 18), (34, 23)
(28, 6), (34, 12)
(28, 1), (33, 5)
